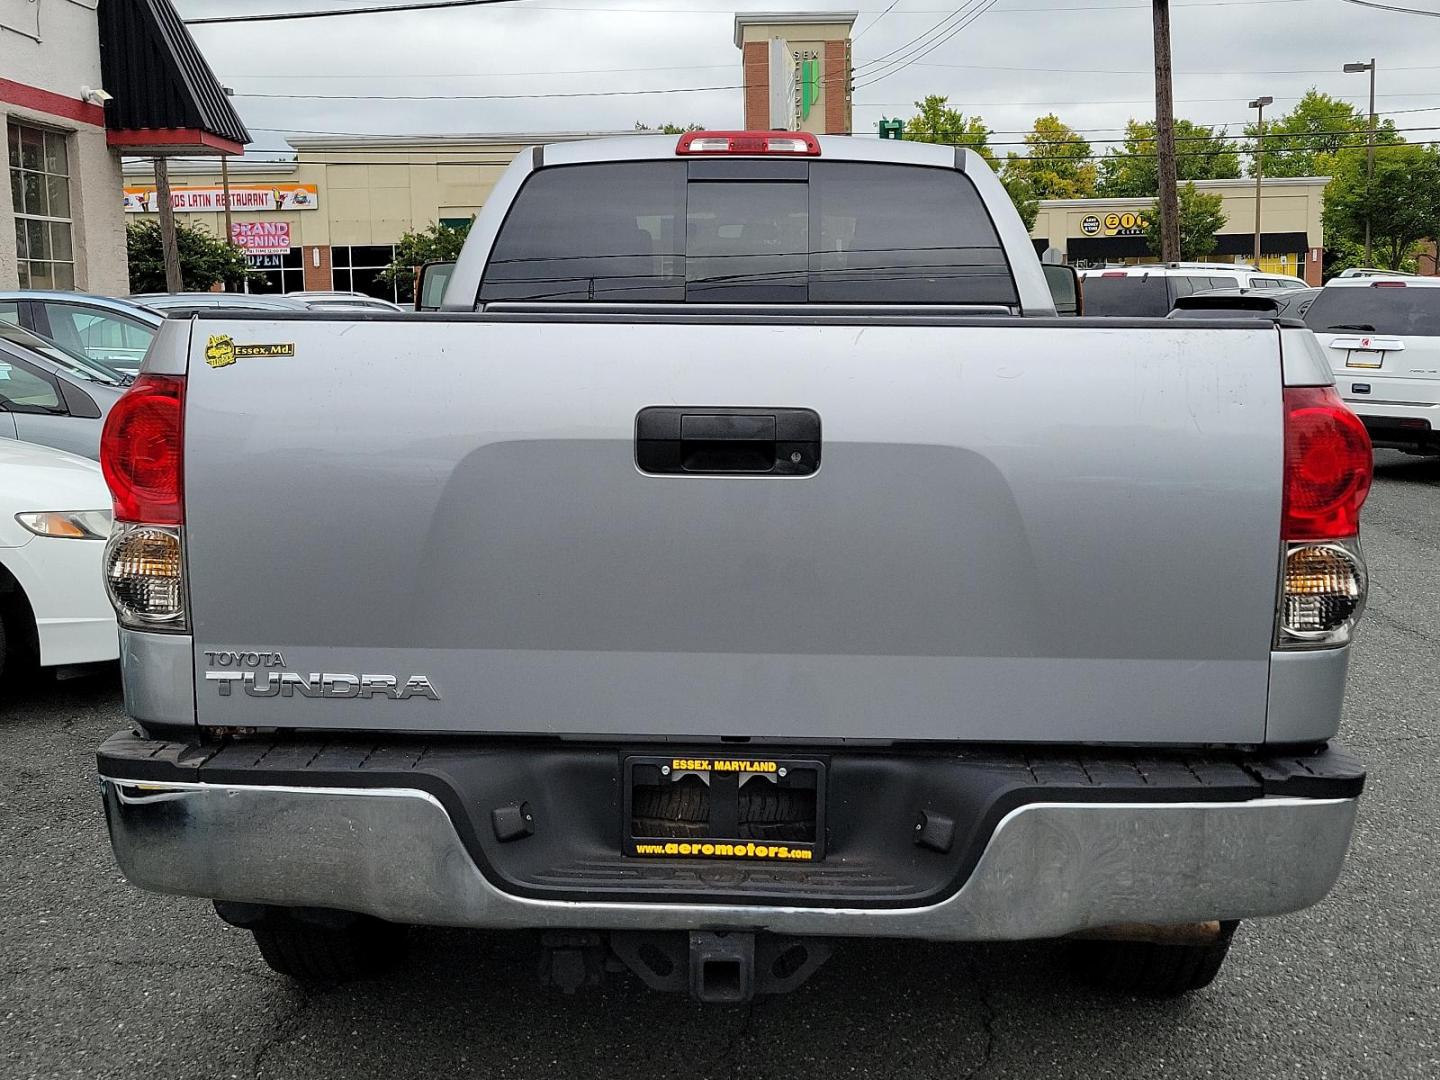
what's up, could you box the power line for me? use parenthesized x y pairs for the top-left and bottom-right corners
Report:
(856, 90), (1440, 107)
(853, 0), (904, 42)
(185, 0), (526, 25)
(233, 85), (742, 101)
(855, 6), (979, 71)
(217, 107), (1439, 144)
(902, 60), (1440, 76)
(857, 0), (1006, 86)
(1333, 0), (1440, 13)
(230, 63), (736, 80)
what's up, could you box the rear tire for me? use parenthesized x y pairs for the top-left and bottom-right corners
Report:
(631, 780), (816, 841)
(1067, 921), (1239, 997)
(244, 909), (408, 983)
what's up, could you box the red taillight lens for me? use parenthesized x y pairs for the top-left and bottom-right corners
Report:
(675, 130), (821, 156)
(100, 374), (185, 525)
(1283, 385), (1371, 540)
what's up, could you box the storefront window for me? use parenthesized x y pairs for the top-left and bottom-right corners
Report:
(7, 123), (75, 290)
(332, 244), (399, 301)
(246, 247), (305, 293)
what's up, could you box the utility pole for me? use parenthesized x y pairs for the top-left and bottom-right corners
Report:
(1152, 0), (1180, 262)
(1344, 59), (1377, 264)
(220, 87), (236, 249)
(1250, 96), (1272, 267)
(152, 157), (183, 294)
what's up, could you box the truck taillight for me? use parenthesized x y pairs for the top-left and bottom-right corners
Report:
(1283, 386), (1370, 542)
(1277, 386), (1372, 648)
(100, 374), (185, 525)
(676, 130), (821, 156)
(100, 374), (188, 632)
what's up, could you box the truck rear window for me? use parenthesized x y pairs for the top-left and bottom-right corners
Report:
(1305, 287), (1440, 336)
(1082, 276), (1171, 317)
(478, 161), (1018, 306)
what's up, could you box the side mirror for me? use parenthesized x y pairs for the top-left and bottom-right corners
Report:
(415, 260), (456, 312)
(1042, 263), (1082, 317)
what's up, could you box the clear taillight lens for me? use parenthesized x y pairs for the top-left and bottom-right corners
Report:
(104, 523), (187, 631)
(1277, 541), (1365, 646)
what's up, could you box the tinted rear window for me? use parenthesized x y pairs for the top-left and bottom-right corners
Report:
(1305, 286), (1440, 336)
(1081, 276), (1171, 317)
(479, 160), (1017, 306)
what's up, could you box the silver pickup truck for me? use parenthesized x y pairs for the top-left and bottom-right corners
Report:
(96, 132), (1373, 1003)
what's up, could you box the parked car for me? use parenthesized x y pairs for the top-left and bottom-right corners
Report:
(1168, 286), (1320, 320)
(1334, 267), (1422, 280)
(131, 293), (309, 316)
(1306, 275), (1440, 454)
(97, 131), (1370, 1006)
(0, 322), (124, 458)
(285, 291), (406, 312)
(0, 291), (162, 378)
(1080, 265), (1308, 316)
(0, 438), (117, 681)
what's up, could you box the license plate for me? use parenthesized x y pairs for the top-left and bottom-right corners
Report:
(624, 754), (826, 862)
(1346, 353), (1384, 369)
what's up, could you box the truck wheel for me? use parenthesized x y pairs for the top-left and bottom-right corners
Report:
(248, 910), (408, 982)
(1067, 921), (1239, 997)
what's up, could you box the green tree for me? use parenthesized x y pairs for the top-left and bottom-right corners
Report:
(903, 95), (993, 155)
(1003, 114), (1097, 200)
(634, 121), (703, 134)
(125, 220), (250, 292)
(1323, 142), (1440, 270)
(382, 220), (472, 299)
(1244, 89), (1400, 178)
(1144, 182), (1226, 260)
(1097, 118), (1242, 197)
(902, 95), (1037, 229)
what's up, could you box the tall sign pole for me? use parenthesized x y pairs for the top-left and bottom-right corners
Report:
(1152, 0), (1180, 262)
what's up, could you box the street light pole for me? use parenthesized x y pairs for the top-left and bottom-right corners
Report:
(1344, 60), (1377, 265)
(1249, 96), (1272, 268)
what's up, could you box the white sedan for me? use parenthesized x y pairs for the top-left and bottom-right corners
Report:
(0, 439), (117, 679)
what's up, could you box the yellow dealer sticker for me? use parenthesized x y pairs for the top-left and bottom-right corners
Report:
(205, 334), (296, 369)
(670, 758), (779, 773)
(634, 841), (814, 861)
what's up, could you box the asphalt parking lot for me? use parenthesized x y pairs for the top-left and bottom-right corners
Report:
(2, 450), (1436, 1080)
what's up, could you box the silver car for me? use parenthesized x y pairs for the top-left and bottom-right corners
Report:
(131, 293), (309, 317)
(0, 322), (125, 459)
(284, 290), (405, 312)
(0, 290), (162, 379)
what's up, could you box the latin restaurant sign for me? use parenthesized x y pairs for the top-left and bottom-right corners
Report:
(123, 183), (320, 213)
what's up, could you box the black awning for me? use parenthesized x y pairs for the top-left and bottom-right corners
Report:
(99, 0), (250, 154)
(1066, 230), (1310, 261)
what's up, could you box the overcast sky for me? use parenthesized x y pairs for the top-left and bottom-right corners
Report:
(173, 0), (1440, 159)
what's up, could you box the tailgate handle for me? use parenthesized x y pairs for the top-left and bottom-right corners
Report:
(636, 407), (820, 476)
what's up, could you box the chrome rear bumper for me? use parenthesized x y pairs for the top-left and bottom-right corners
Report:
(101, 777), (1357, 941)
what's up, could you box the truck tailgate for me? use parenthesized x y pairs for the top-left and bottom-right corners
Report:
(182, 315), (1282, 743)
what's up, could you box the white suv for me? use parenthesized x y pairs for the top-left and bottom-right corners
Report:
(1306, 276), (1440, 454)
(1080, 264), (1309, 316)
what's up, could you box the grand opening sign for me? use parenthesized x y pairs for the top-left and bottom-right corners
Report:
(231, 221), (292, 255)
(123, 183), (320, 213)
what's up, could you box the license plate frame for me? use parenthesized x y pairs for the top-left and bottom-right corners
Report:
(623, 754), (827, 862)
